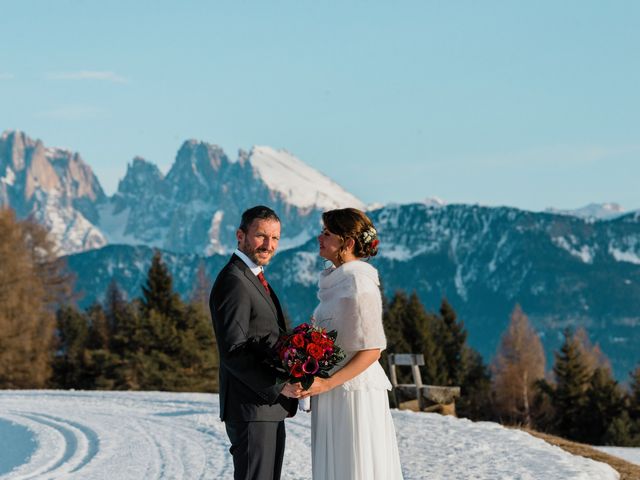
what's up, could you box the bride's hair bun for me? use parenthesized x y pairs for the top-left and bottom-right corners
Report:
(322, 208), (379, 259)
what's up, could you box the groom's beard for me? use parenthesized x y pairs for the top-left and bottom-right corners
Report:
(240, 240), (275, 266)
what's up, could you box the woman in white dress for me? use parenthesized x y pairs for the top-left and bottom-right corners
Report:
(301, 208), (404, 480)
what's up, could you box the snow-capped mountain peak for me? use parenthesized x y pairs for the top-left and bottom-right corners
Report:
(248, 146), (364, 210)
(546, 202), (625, 220)
(91, 140), (367, 255)
(0, 130), (107, 253)
(423, 196), (446, 207)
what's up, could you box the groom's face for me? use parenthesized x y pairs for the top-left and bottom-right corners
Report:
(237, 219), (281, 266)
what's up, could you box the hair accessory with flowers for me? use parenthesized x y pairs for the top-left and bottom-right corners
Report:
(361, 226), (377, 245)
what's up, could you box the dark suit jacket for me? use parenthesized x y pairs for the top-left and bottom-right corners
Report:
(209, 254), (297, 422)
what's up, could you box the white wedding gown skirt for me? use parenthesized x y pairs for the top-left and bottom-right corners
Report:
(311, 376), (404, 479)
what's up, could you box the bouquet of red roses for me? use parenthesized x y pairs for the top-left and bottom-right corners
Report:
(273, 322), (346, 390)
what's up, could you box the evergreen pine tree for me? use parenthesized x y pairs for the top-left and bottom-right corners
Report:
(382, 291), (414, 387)
(628, 366), (640, 443)
(104, 279), (128, 335)
(52, 306), (91, 389)
(93, 280), (139, 389)
(137, 308), (183, 389)
(109, 300), (145, 390)
(531, 377), (557, 432)
(191, 261), (210, 307)
(182, 302), (219, 392)
(551, 329), (591, 441)
(629, 366), (640, 423)
(406, 293), (446, 385)
(187, 263), (219, 391)
(379, 278), (389, 315)
(382, 291), (446, 386)
(383, 291), (412, 356)
(141, 250), (182, 321)
(581, 367), (626, 444)
(380, 285), (397, 379)
(457, 346), (492, 421)
(603, 410), (638, 447)
(86, 303), (109, 350)
(117, 251), (219, 391)
(84, 303), (119, 389)
(424, 298), (491, 420)
(574, 327), (611, 374)
(437, 298), (467, 386)
(103, 296), (141, 389)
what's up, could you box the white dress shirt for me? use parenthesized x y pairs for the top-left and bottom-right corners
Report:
(234, 248), (263, 276)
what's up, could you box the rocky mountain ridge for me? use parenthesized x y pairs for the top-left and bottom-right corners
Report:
(0, 130), (362, 255)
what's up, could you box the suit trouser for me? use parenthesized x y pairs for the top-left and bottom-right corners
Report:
(225, 420), (286, 480)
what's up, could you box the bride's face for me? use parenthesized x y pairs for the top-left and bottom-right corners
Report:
(317, 226), (343, 263)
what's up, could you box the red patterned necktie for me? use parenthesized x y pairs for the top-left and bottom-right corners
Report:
(257, 271), (270, 293)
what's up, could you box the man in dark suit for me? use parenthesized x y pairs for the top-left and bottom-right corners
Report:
(210, 205), (301, 480)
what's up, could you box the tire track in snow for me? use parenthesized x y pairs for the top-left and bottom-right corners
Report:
(128, 417), (165, 479)
(36, 414), (100, 473)
(12, 412), (98, 479)
(139, 410), (216, 479)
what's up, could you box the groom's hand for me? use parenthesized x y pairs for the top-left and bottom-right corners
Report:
(281, 382), (304, 398)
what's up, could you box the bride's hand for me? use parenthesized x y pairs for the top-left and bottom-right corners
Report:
(300, 377), (334, 398)
(281, 382), (304, 398)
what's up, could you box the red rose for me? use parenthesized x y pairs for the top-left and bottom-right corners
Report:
(310, 331), (324, 344)
(306, 343), (324, 359)
(291, 334), (305, 348)
(290, 362), (304, 378)
(320, 337), (334, 348)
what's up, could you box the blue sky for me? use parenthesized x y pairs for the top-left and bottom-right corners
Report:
(1, 1), (638, 211)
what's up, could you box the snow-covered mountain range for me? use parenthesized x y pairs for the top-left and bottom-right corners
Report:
(65, 204), (640, 380)
(3, 130), (640, 379)
(1, 130), (362, 255)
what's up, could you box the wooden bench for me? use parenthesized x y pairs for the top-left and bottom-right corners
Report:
(387, 353), (461, 416)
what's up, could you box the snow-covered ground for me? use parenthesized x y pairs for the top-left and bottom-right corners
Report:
(595, 446), (640, 467)
(0, 391), (619, 480)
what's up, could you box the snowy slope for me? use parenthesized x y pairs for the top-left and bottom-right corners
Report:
(594, 447), (640, 467)
(0, 391), (618, 480)
(249, 146), (364, 210)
